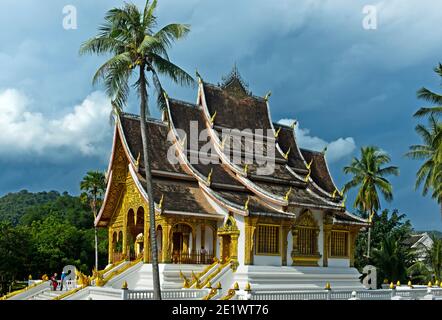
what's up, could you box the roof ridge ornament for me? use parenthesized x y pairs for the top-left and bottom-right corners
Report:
(283, 147), (291, 160)
(196, 69), (202, 84)
(244, 164), (249, 175)
(274, 127), (282, 138)
(220, 64), (251, 96)
(284, 187), (292, 201)
(210, 111), (217, 125)
(264, 91), (272, 102)
(207, 168), (213, 186)
(159, 194), (164, 210)
(290, 121), (297, 130)
(244, 196), (250, 211)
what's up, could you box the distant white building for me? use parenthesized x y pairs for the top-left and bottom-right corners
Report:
(405, 233), (433, 261)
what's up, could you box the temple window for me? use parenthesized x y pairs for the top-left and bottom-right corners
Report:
(297, 226), (317, 255)
(256, 224), (280, 255)
(330, 231), (349, 258)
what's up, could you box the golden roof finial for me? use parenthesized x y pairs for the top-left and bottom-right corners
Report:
(264, 91), (271, 102)
(283, 147), (291, 160)
(244, 196), (250, 211)
(244, 164), (249, 175)
(408, 280), (413, 288)
(221, 135), (228, 150)
(180, 135), (187, 148)
(284, 187), (292, 201)
(207, 168), (213, 185)
(136, 152), (141, 167)
(304, 169), (311, 182)
(322, 146), (328, 155)
(274, 127), (281, 138)
(396, 280), (401, 286)
(290, 121), (297, 130)
(159, 194), (164, 210)
(215, 282), (222, 290)
(306, 158), (313, 170)
(196, 70), (202, 84)
(210, 111), (217, 124)
(332, 189), (338, 198)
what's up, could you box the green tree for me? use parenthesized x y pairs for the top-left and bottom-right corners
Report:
(80, 0), (194, 299)
(371, 234), (416, 286)
(426, 235), (442, 281)
(80, 171), (106, 272)
(354, 209), (413, 271)
(415, 63), (442, 118)
(343, 146), (399, 258)
(406, 116), (442, 216)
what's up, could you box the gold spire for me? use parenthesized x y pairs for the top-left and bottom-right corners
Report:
(215, 282), (222, 290)
(264, 91), (271, 102)
(389, 282), (395, 289)
(207, 168), (213, 185)
(244, 196), (250, 211)
(325, 282), (331, 290)
(196, 70), (202, 84)
(283, 147), (291, 160)
(210, 111), (217, 124)
(284, 187), (292, 201)
(274, 127), (281, 138)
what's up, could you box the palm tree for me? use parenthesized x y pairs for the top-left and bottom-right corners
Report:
(372, 234), (415, 285)
(415, 63), (442, 118)
(80, 171), (106, 272)
(80, 0), (194, 300)
(406, 116), (442, 216)
(343, 146), (399, 258)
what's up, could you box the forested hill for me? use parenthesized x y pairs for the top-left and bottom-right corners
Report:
(0, 190), (108, 291)
(0, 190), (92, 228)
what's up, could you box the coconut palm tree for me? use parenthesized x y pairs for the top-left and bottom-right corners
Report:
(79, 0), (194, 300)
(80, 171), (106, 272)
(406, 116), (442, 216)
(343, 146), (399, 258)
(415, 63), (442, 118)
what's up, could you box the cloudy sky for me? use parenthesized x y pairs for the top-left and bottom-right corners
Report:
(0, 0), (441, 230)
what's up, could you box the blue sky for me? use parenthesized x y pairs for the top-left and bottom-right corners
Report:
(0, 0), (440, 230)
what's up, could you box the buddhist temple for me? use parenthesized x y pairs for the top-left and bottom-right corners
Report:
(95, 67), (368, 291)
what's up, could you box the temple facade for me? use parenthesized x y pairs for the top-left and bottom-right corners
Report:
(95, 68), (368, 291)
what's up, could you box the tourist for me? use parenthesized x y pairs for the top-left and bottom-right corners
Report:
(50, 273), (58, 291)
(200, 246), (207, 264)
(60, 270), (71, 291)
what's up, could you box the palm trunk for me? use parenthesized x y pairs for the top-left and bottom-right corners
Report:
(94, 226), (99, 271)
(93, 196), (98, 271)
(139, 65), (161, 300)
(367, 209), (373, 259)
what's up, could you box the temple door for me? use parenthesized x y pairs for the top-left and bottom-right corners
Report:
(222, 235), (231, 263)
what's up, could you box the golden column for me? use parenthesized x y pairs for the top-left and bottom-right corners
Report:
(122, 216), (128, 260)
(162, 223), (172, 263)
(108, 228), (113, 265)
(192, 225), (197, 253)
(290, 228), (298, 266)
(281, 225), (290, 266)
(231, 234), (239, 261)
(244, 217), (256, 265)
(143, 207), (149, 263)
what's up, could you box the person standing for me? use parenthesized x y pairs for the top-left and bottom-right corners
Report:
(60, 271), (66, 291)
(50, 273), (58, 291)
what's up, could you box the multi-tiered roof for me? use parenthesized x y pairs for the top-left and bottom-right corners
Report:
(96, 68), (366, 227)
